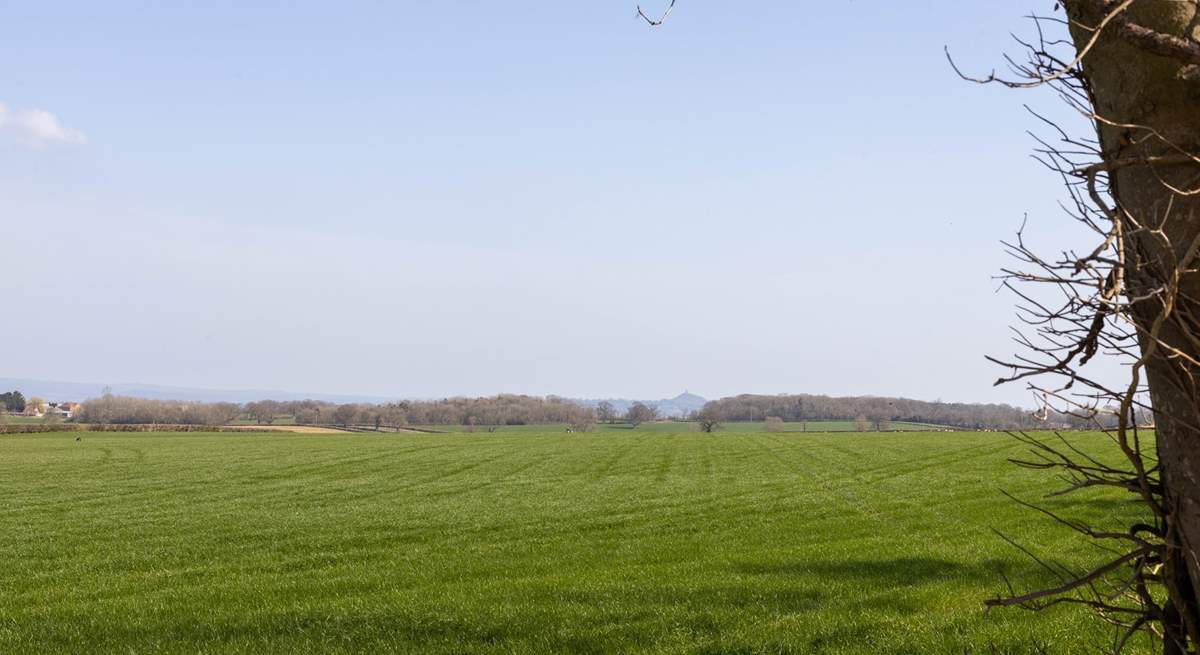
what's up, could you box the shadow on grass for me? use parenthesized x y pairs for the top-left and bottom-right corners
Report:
(735, 556), (1009, 588)
(555, 585), (825, 615)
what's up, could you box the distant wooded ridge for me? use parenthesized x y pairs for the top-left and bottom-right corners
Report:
(1, 389), (1112, 431)
(701, 394), (1081, 430)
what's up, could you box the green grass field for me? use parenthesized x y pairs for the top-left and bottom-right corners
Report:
(705, 420), (950, 433)
(0, 430), (1150, 654)
(3, 415), (48, 425)
(411, 420), (951, 434)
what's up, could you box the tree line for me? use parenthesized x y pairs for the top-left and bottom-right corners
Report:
(74, 393), (601, 429)
(76, 395), (242, 426)
(47, 391), (1125, 431)
(699, 393), (1113, 430)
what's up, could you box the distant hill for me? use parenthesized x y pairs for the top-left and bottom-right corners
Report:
(574, 392), (708, 418)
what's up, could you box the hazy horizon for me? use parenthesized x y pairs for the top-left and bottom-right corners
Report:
(2, 376), (1038, 412)
(2, 3), (1105, 406)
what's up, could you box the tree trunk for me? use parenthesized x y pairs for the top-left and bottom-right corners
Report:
(1064, 1), (1200, 649)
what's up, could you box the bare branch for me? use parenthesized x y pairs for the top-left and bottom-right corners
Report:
(636, 0), (675, 27)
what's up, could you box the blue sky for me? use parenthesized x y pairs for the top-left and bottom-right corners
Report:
(1, 2), (1099, 404)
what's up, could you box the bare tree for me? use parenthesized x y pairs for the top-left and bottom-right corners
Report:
(569, 408), (597, 433)
(696, 406), (722, 433)
(596, 401), (616, 424)
(626, 402), (658, 428)
(332, 403), (359, 428)
(244, 401), (278, 425)
(381, 403), (407, 431)
(294, 407), (319, 426)
(940, 2), (1200, 651)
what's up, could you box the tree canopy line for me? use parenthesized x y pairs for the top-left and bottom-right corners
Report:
(71, 393), (600, 430)
(74, 395), (242, 426)
(26, 390), (1102, 431)
(699, 394), (1123, 430)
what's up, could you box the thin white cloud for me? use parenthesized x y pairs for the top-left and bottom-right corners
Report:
(0, 102), (86, 145)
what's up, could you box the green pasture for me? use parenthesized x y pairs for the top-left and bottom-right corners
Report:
(0, 430), (1149, 653)
(2, 415), (47, 425)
